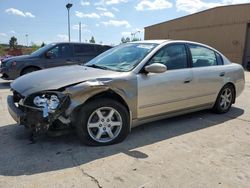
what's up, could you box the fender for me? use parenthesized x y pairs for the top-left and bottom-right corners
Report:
(63, 78), (138, 119)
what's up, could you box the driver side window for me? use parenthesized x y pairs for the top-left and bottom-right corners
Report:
(47, 44), (71, 58)
(48, 45), (59, 58)
(149, 44), (188, 70)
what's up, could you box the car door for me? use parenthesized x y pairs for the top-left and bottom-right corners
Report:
(73, 44), (97, 64)
(187, 44), (225, 106)
(137, 43), (195, 119)
(45, 44), (74, 68)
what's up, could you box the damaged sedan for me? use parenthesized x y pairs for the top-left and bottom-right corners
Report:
(7, 40), (245, 145)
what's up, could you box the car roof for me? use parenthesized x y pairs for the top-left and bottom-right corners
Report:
(131, 40), (221, 52)
(51, 42), (112, 47)
(131, 40), (170, 44)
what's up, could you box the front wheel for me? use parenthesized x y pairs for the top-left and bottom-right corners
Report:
(21, 67), (39, 76)
(75, 98), (130, 146)
(213, 84), (234, 114)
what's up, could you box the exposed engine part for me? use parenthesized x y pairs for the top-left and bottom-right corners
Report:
(33, 95), (60, 118)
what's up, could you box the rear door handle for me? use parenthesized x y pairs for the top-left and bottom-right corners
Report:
(184, 78), (192, 84)
(220, 72), (225, 77)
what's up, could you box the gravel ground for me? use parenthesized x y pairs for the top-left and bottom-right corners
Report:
(0, 72), (249, 188)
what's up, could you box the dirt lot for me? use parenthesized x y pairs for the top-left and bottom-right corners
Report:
(0, 73), (249, 188)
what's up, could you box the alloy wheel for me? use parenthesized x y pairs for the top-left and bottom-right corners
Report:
(87, 107), (123, 143)
(220, 88), (233, 110)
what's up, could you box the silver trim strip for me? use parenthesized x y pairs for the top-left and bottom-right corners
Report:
(139, 92), (216, 109)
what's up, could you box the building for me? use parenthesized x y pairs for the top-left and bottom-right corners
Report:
(144, 4), (250, 68)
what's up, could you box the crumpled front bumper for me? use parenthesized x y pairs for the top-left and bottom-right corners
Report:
(7, 95), (25, 124)
(7, 94), (71, 133)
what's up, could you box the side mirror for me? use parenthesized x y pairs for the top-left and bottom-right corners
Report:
(145, 63), (167, 74)
(45, 51), (53, 59)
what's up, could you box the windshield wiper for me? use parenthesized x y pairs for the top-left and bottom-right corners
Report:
(86, 64), (109, 70)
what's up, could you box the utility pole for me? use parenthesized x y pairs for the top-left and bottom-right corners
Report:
(66, 3), (73, 42)
(79, 22), (82, 42)
(25, 34), (29, 47)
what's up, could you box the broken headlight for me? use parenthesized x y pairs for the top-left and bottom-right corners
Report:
(33, 94), (60, 111)
(24, 92), (70, 118)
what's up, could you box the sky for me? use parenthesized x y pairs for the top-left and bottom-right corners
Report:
(0, 0), (249, 46)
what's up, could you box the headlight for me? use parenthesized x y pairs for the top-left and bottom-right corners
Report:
(33, 94), (60, 111)
(23, 92), (69, 118)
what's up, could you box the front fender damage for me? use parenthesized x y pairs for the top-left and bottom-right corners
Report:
(63, 78), (137, 131)
(14, 77), (136, 140)
(63, 80), (111, 116)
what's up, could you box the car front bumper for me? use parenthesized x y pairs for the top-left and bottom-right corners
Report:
(7, 95), (25, 124)
(7, 94), (71, 133)
(0, 66), (19, 80)
(0, 67), (11, 80)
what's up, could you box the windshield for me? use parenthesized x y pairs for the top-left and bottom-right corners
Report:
(85, 43), (158, 72)
(31, 43), (56, 56)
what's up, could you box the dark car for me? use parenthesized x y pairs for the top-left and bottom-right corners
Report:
(0, 42), (112, 80)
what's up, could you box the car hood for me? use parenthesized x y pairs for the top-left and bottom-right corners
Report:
(4, 55), (33, 62)
(11, 65), (121, 96)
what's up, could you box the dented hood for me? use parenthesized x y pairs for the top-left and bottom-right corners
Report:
(11, 65), (121, 96)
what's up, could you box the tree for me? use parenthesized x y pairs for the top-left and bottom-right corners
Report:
(31, 43), (39, 52)
(89, 36), (95, 43)
(41, 42), (45, 47)
(131, 38), (140, 42)
(121, 37), (130, 44)
(9, 36), (18, 49)
(125, 37), (130, 43)
(121, 37), (126, 43)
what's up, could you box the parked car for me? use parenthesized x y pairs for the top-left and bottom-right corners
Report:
(7, 40), (245, 145)
(0, 55), (13, 61)
(0, 42), (112, 80)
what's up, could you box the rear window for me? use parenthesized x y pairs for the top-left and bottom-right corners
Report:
(74, 44), (95, 55)
(216, 52), (223, 65)
(188, 44), (217, 67)
(95, 45), (112, 53)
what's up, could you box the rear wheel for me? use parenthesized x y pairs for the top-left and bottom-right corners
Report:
(75, 98), (130, 146)
(213, 84), (234, 114)
(21, 67), (39, 76)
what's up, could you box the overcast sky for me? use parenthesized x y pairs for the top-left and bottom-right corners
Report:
(0, 0), (249, 46)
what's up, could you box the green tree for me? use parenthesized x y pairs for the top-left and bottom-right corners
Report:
(131, 38), (140, 42)
(121, 37), (131, 43)
(125, 37), (130, 43)
(9, 36), (18, 49)
(89, 36), (95, 43)
(41, 42), (45, 47)
(121, 37), (126, 43)
(29, 42), (39, 52)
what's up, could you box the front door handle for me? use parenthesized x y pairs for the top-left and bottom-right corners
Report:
(220, 72), (225, 77)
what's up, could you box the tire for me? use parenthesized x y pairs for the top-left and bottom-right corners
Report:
(212, 84), (235, 114)
(75, 98), (130, 146)
(21, 67), (39, 76)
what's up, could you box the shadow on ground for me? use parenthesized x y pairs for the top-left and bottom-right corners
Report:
(0, 106), (244, 176)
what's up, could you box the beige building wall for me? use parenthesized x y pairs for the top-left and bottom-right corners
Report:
(145, 4), (250, 64)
